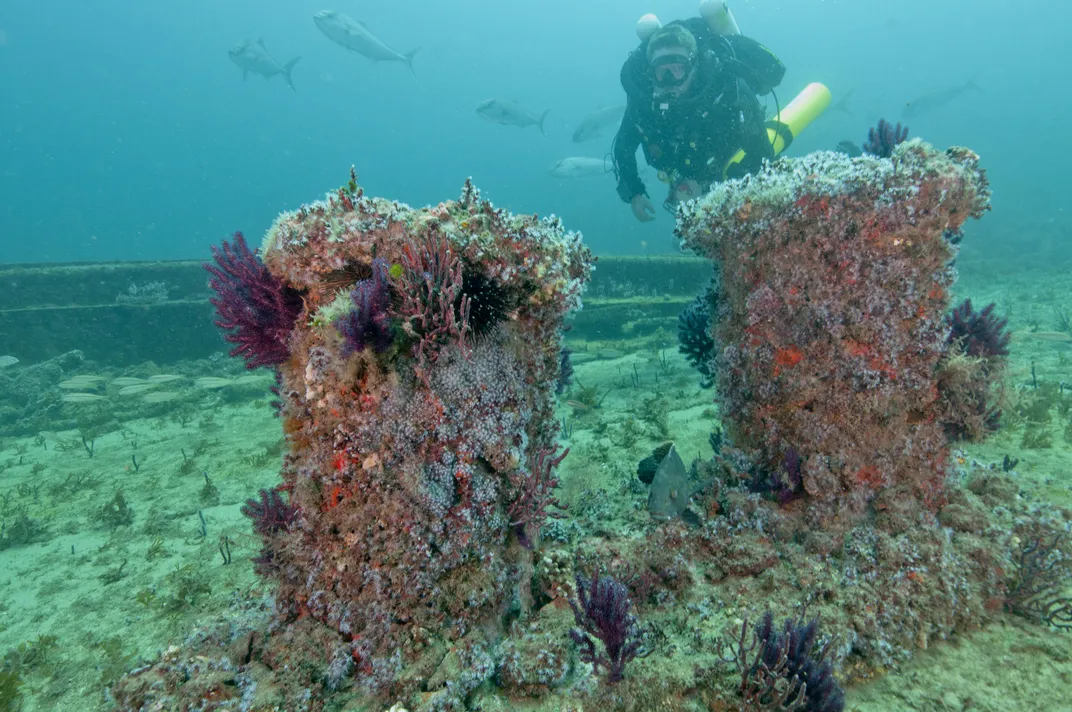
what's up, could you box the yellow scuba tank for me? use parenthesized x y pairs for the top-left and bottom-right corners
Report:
(722, 82), (832, 180)
(699, 0), (741, 35)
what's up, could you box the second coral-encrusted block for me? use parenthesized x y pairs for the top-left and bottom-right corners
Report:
(677, 140), (990, 527)
(255, 176), (591, 691)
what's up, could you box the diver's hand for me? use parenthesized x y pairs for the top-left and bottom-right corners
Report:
(631, 194), (656, 222)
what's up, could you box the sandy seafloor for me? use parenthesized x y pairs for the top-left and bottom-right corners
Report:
(0, 250), (1070, 712)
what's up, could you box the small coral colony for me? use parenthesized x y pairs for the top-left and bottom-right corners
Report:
(110, 132), (1070, 711)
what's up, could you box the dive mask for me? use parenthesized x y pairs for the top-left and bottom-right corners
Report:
(651, 52), (694, 88)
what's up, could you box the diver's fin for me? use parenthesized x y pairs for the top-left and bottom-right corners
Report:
(283, 56), (301, 92)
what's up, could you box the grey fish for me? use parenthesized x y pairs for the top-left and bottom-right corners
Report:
(647, 443), (701, 526)
(835, 140), (862, 157)
(313, 10), (419, 75)
(903, 79), (980, 118)
(228, 39), (300, 91)
(476, 99), (550, 135)
(572, 104), (626, 142)
(549, 157), (610, 179)
(0, 355), (18, 368)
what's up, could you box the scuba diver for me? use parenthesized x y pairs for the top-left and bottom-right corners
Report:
(613, 6), (786, 221)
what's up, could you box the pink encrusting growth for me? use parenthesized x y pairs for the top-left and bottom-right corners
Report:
(394, 234), (472, 384)
(508, 445), (570, 549)
(677, 140), (992, 526)
(253, 174), (592, 694)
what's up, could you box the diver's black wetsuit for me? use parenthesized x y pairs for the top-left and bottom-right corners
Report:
(613, 18), (786, 203)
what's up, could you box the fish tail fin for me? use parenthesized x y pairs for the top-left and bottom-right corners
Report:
(283, 56), (302, 92)
(835, 87), (854, 115)
(966, 75), (982, 91)
(538, 109), (551, 136)
(403, 47), (420, 77)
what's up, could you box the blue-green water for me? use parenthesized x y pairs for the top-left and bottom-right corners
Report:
(1, 0), (1066, 264)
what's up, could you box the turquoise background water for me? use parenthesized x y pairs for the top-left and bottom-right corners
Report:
(0, 0), (1064, 263)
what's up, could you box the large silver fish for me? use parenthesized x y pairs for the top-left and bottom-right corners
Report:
(313, 10), (419, 75)
(228, 39), (300, 91)
(475, 99), (550, 135)
(572, 104), (626, 142)
(549, 157), (610, 179)
(647, 443), (701, 526)
(903, 79), (980, 118)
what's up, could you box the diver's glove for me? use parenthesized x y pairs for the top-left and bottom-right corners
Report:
(631, 194), (656, 222)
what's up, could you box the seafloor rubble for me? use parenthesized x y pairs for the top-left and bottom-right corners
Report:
(108, 146), (1071, 712)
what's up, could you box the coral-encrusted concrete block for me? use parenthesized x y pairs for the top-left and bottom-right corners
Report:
(256, 176), (591, 688)
(677, 140), (990, 527)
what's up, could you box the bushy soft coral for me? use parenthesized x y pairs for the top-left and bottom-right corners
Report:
(862, 118), (909, 158)
(936, 300), (1009, 441)
(334, 258), (393, 356)
(678, 277), (718, 388)
(0, 665), (23, 712)
(947, 299), (1010, 360)
(1005, 520), (1072, 630)
(568, 570), (647, 683)
(721, 611), (844, 712)
(204, 232), (304, 369)
(394, 235), (472, 380)
(507, 446), (568, 549)
(752, 448), (804, 505)
(241, 487), (299, 535)
(755, 613), (844, 712)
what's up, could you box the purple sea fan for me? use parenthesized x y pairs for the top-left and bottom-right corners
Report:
(947, 299), (1010, 360)
(334, 259), (393, 355)
(722, 611), (844, 711)
(862, 118), (909, 158)
(568, 570), (648, 684)
(241, 487), (299, 535)
(204, 232), (304, 369)
(754, 612), (844, 712)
